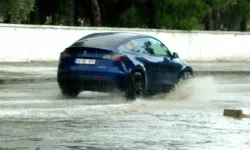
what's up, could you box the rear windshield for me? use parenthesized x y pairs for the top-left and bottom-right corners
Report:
(70, 33), (127, 50)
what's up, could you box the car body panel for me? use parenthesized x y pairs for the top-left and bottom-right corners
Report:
(57, 32), (193, 94)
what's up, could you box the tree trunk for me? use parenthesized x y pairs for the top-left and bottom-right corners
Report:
(147, 0), (155, 28)
(204, 13), (213, 30)
(212, 8), (220, 30)
(91, 0), (101, 26)
(73, 0), (78, 26)
(240, 16), (247, 31)
(34, 0), (40, 24)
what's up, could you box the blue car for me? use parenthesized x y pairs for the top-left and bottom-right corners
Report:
(57, 32), (193, 99)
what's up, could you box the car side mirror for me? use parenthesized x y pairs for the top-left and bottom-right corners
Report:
(172, 52), (179, 59)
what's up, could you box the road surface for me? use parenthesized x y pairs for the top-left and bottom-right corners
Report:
(0, 74), (250, 150)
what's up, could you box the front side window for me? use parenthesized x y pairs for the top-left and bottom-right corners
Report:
(149, 38), (171, 57)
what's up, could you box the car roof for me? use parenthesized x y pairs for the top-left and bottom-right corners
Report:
(70, 32), (149, 50)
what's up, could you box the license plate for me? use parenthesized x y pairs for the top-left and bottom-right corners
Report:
(75, 58), (96, 65)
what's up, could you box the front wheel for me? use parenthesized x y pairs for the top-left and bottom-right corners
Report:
(178, 71), (192, 84)
(60, 85), (80, 98)
(125, 72), (145, 100)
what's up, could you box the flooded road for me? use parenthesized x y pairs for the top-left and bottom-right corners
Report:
(0, 75), (250, 150)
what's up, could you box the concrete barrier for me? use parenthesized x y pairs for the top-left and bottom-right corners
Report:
(223, 109), (244, 118)
(1, 23), (250, 62)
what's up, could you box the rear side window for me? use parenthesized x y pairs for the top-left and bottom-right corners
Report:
(134, 38), (154, 54)
(118, 38), (153, 55)
(118, 40), (137, 52)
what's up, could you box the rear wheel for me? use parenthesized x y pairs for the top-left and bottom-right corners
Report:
(126, 72), (145, 100)
(60, 85), (80, 98)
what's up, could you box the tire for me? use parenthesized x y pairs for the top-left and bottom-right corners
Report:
(125, 72), (145, 100)
(60, 85), (80, 98)
(178, 71), (192, 84)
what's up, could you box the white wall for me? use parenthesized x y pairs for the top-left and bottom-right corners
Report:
(1, 23), (250, 62)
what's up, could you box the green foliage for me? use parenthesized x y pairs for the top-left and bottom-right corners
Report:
(206, 0), (237, 8)
(0, 0), (35, 23)
(235, 0), (250, 16)
(220, 0), (250, 30)
(1, 0), (250, 31)
(119, 3), (148, 28)
(154, 0), (208, 30)
(120, 0), (208, 30)
(52, 0), (74, 25)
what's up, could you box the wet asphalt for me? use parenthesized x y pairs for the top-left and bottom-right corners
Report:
(0, 74), (250, 150)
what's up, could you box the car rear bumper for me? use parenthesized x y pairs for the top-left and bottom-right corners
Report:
(57, 71), (130, 92)
(58, 78), (113, 92)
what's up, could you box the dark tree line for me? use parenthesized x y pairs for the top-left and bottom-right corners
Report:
(1, 0), (250, 31)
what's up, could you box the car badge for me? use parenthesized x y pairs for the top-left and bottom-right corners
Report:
(83, 51), (87, 55)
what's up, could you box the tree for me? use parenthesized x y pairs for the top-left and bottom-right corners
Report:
(204, 0), (236, 30)
(119, 0), (209, 30)
(119, 1), (148, 28)
(235, 0), (250, 31)
(159, 0), (208, 30)
(52, 0), (75, 25)
(0, 0), (35, 23)
(220, 0), (250, 31)
(2, 0), (250, 32)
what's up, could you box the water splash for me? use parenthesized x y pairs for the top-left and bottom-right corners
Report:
(0, 76), (222, 119)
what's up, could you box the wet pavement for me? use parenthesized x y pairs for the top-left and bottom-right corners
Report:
(0, 74), (249, 149)
(0, 62), (57, 84)
(1, 61), (250, 84)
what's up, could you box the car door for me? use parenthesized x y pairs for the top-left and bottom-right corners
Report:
(148, 38), (181, 85)
(132, 38), (164, 88)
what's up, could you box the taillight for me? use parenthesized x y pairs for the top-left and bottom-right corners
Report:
(102, 55), (125, 61)
(60, 52), (71, 58)
(96, 77), (107, 81)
